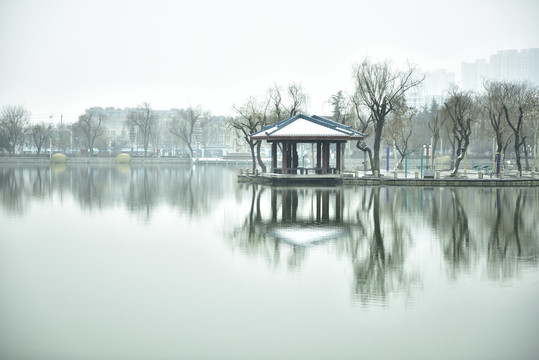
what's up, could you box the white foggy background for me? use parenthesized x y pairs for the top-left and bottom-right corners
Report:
(1, 0), (538, 124)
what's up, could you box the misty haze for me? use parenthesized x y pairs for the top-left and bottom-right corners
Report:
(1, 1), (539, 359)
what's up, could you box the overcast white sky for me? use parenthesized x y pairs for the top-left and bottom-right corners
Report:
(1, 0), (538, 124)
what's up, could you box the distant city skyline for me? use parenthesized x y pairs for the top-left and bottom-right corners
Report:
(1, 0), (538, 124)
(461, 48), (539, 91)
(9, 46), (539, 125)
(31, 47), (539, 125)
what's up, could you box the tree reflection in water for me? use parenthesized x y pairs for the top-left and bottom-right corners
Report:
(230, 184), (539, 304)
(486, 188), (538, 279)
(0, 164), (230, 220)
(442, 189), (473, 278)
(230, 185), (419, 304)
(1, 165), (538, 305)
(348, 187), (419, 304)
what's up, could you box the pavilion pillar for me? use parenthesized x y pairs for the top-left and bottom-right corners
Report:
(292, 143), (298, 170)
(336, 142), (341, 174)
(322, 190), (329, 220)
(336, 189), (341, 221)
(316, 142), (322, 173)
(316, 190), (321, 221)
(290, 190), (298, 220)
(281, 189), (287, 220)
(271, 142), (277, 173)
(281, 141), (287, 174)
(271, 188), (277, 221)
(322, 142), (330, 174)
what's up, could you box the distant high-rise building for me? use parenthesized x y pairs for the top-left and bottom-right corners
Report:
(423, 69), (455, 96)
(461, 59), (488, 91)
(405, 69), (454, 109)
(461, 48), (539, 91)
(520, 48), (539, 85)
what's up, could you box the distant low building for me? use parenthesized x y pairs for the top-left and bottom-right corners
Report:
(82, 107), (234, 156)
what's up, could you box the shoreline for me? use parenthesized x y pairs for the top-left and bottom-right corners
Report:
(238, 170), (539, 187)
(2, 156), (538, 187)
(0, 156), (252, 166)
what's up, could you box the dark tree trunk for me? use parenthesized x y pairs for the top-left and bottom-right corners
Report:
(372, 120), (384, 174)
(357, 141), (374, 175)
(256, 141), (266, 173)
(249, 141), (257, 173)
(431, 134), (439, 168)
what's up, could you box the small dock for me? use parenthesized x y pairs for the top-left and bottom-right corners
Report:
(239, 172), (343, 186)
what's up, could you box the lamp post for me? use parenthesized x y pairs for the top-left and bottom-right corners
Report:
(386, 145), (390, 172)
(420, 145), (424, 178)
(49, 121), (53, 159)
(405, 151), (408, 178)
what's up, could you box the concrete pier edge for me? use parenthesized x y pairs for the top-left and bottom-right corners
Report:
(238, 171), (539, 187)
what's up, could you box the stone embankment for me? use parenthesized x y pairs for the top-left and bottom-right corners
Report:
(237, 169), (539, 187)
(0, 156), (252, 166)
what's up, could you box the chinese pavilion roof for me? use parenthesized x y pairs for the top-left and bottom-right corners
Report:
(250, 114), (367, 141)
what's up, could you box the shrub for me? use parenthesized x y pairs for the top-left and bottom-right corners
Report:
(51, 153), (67, 163)
(115, 153), (131, 164)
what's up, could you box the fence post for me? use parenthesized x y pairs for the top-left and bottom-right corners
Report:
(420, 150), (424, 178)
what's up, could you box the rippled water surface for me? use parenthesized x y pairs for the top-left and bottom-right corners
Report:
(1, 164), (538, 360)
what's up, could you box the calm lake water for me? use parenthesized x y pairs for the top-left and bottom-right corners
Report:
(1, 163), (538, 360)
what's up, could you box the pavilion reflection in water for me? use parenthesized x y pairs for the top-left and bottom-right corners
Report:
(254, 186), (355, 246)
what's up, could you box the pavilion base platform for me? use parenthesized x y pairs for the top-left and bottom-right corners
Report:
(237, 172), (539, 187)
(239, 173), (342, 186)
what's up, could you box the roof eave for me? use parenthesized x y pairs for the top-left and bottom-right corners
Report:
(251, 135), (366, 141)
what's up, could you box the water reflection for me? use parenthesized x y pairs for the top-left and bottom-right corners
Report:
(229, 185), (419, 303)
(0, 164), (234, 219)
(230, 184), (539, 304)
(229, 185), (356, 269)
(1, 164), (538, 305)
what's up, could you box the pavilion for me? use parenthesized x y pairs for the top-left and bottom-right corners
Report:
(250, 114), (368, 175)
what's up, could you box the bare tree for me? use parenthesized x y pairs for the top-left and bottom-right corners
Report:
(128, 103), (156, 157)
(127, 118), (136, 155)
(285, 82), (309, 117)
(75, 109), (106, 156)
(56, 123), (73, 153)
(29, 122), (52, 155)
(525, 92), (539, 171)
(109, 131), (130, 155)
(267, 82), (310, 121)
(329, 90), (354, 125)
(427, 99), (447, 167)
(267, 84), (286, 122)
(352, 59), (424, 174)
(350, 90), (375, 172)
(231, 97), (269, 173)
(169, 106), (206, 159)
(443, 86), (478, 176)
(198, 115), (227, 155)
(383, 98), (419, 169)
(0, 104), (31, 155)
(482, 80), (516, 169)
(501, 82), (538, 173)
